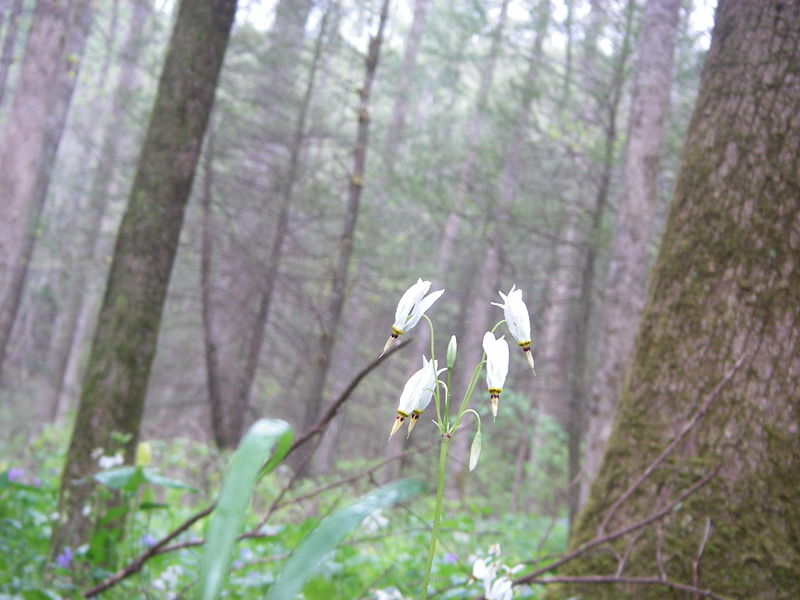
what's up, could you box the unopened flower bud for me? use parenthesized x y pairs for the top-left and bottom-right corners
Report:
(446, 335), (457, 368)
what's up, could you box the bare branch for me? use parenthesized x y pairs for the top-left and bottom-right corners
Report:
(692, 517), (712, 599)
(522, 575), (731, 600)
(510, 467), (718, 589)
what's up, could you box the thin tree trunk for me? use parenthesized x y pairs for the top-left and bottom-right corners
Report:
(0, 0), (23, 106)
(581, 0), (681, 507)
(562, 0), (574, 103)
(556, 4), (800, 597)
(200, 126), (228, 448)
(201, 0), (314, 449)
(298, 0), (390, 473)
(0, 0), (93, 377)
(52, 0), (237, 560)
(449, 1), (549, 496)
(566, 0), (636, 526)
(384, 0), (430, 154)
(235, 7), (328, 418)
(47, 0), (152, 421)
(435, 0), (510, 279)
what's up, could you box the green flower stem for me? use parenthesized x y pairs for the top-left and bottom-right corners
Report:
(419, 434), (450, 600)
(422, 315), (443, 428)
(452, 359), (485, 433)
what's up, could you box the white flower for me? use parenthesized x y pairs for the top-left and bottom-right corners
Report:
(472, 558), (497, 597)
(362, 509), (389, 533)
(374, 589), (405, 600)
(389, 357), (444, 438)
(487, 577), (513, 600)
(492, 286), (535, 372)
(482, 332), (509, 418)
(382, 279), (444, 354)
(97, 452), (124, 469)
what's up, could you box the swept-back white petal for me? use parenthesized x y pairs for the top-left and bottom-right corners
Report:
(393, 279), (430, 331)
(404, 288), (444, 332)
(396, 363), (427, 414)
(483, 332), (509, 391)
(493, 286), (531, 344)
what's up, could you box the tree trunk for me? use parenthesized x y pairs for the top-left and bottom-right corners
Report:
(297, 0), (390, 473)
(581, 0), (681, 507)
(0, 0), (93, 376)
(384, 0), (430, 154)
(201, 0), (314, 449)
(200, 126), (228, 449)
(52, 0), (237, 560)
(0, 0), (23, 107)
(47, 0), (152, 421)
(565, 0), (636, 526)
(448, 1), (548, 495)
(435, 0), (509, 279)
(559, 2), (800, 598)
(232, 5), (328, 440)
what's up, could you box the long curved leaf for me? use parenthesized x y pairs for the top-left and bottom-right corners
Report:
(267, 478), (426, 600)
(197, 419), (293, 600)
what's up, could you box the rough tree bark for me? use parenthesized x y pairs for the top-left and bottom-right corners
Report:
(52, 0), (237, 559)
(0, 0), (93, 376)
(558, 2), (800, 598)
(581, 0), (681, 507)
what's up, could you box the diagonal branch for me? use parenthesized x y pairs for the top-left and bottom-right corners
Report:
(509, 467), (719, 589)
(522, 575), (731, 600)
(83, 337), (411, 598)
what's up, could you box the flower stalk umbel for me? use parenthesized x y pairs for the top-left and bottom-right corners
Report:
(381, 280), (535, 600)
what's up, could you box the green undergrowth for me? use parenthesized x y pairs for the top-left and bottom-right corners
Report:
(0, 420), (568, 599)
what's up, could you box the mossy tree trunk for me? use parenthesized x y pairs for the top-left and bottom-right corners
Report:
(52, 0), (237, 560)
(555, 2), (800, 598)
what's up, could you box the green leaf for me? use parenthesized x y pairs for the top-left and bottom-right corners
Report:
(93, 466), (142, 490)
(266, 478), (426, 600)
(197, 419), (293, 600)
(142, 468), (198, 492)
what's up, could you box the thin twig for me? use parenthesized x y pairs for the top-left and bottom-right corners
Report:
(84, 505), (213, 597)
(521, 575), (731, 600)
(654, 523), (668, 580)
(597, 354), (745, 534)
(692, 517), (712, 599)
(509, 467), (718, 589)
(614, 529), (643, 577)
(272, 440), (434, 513)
